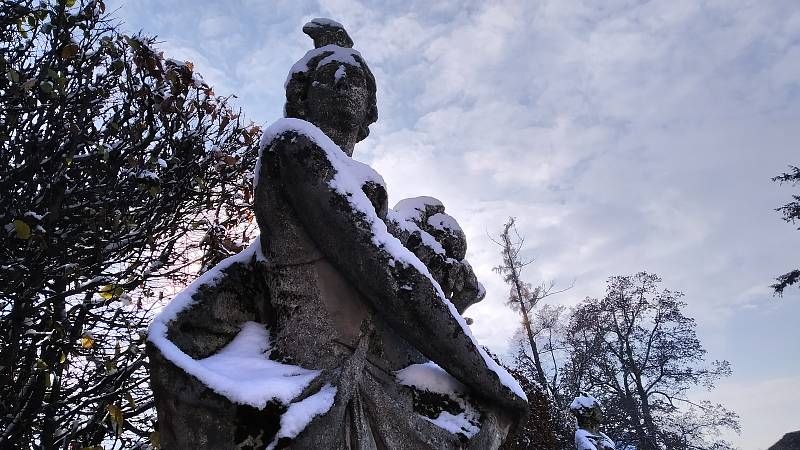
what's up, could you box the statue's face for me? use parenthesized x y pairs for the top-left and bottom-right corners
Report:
(305, 62), (370, 137)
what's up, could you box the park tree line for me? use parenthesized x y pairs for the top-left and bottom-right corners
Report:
(495, 219), (740, 450)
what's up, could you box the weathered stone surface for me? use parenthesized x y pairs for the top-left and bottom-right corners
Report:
(267, 131), (524, 412)
(303, 18), (354, 49)
(147, 18), (526, 449)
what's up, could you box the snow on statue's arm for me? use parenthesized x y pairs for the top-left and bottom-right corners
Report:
(258, 118), (526, 412)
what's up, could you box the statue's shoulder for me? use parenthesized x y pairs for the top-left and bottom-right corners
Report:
(256, 118), (339, 185)
(257, 117), (387, 200)
(259, 118), (328, 155)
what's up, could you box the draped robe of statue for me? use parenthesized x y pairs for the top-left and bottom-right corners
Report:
(147, 18), (528, 450)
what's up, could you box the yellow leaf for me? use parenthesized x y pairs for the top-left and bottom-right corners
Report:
(80, 335), (94, 349)
(99, 284), (124, 300)
(13, 219), (31, 239)
(60, 43), (79, 59)
(106, 404), (123, 435)
(150, 431), (160, 449)
(125, 392), (137, 409)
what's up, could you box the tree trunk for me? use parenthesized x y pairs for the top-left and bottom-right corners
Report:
(520, 300), (548, 390)
(503, 229), (548, 391)
(634, 374), (660, 450)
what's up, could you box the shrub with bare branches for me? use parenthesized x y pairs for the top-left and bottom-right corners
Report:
(0, 1), (259, 447)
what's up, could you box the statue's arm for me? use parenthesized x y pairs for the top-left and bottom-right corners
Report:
(267, 132), (525, 411)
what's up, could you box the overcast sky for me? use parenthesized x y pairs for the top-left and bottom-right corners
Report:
(107, 0), (800, 447)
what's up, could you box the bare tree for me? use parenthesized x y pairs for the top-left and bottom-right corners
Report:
(563, 273), (739, 450)
(492, 217), (570, 405)
(0, 1), (259, 448)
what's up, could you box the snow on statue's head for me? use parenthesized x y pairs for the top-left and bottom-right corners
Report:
(570, 393), (605, 429)
(284, 18), (378, 156)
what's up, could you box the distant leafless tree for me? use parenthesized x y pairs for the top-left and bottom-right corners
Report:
(491, 217), (571, 406)
(563, 273), (739, 450)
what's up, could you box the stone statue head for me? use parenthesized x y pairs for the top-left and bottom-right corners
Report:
(571, 393), (604, 430)
(284, 18), (378, 155)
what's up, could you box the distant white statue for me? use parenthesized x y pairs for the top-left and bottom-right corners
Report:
(570, 393), (616, 450)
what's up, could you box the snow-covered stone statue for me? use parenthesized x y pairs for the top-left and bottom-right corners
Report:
(571, 394), (616, 450)
(147, 18), (527, 449)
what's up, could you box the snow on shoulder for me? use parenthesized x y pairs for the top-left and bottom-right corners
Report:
(255, 118), (384, 190)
